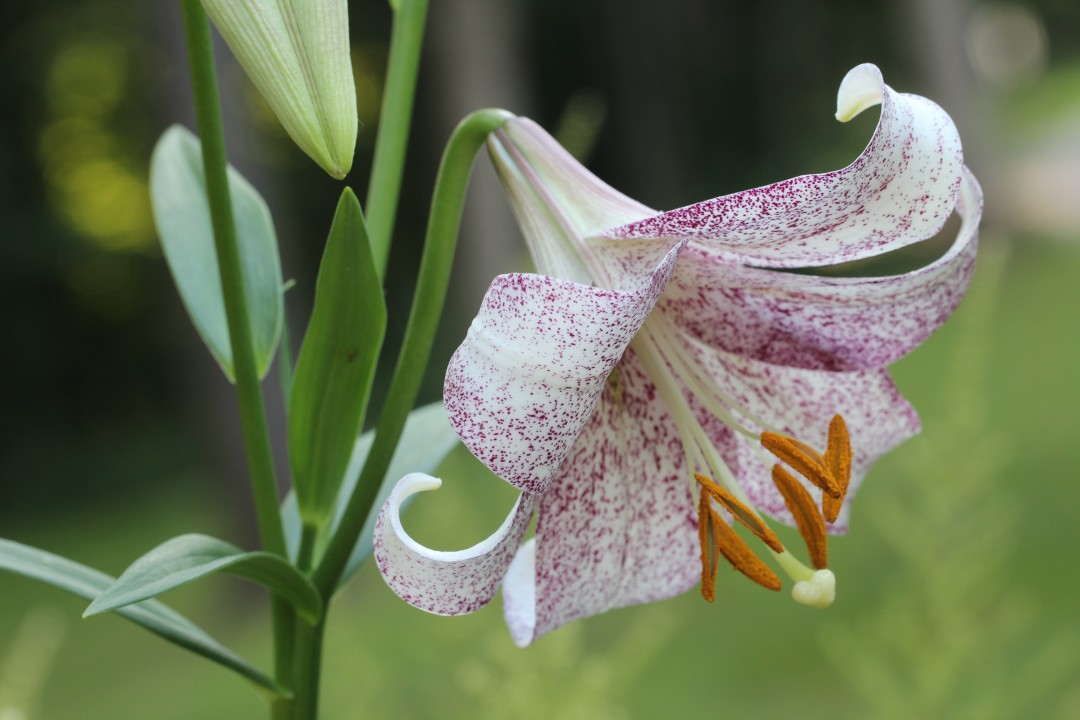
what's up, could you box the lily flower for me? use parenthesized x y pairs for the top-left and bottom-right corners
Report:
(374, 64), (982, 646)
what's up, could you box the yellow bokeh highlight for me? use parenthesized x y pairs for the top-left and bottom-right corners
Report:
(38, 37), (153, 252)
(53, 159), (152, 252)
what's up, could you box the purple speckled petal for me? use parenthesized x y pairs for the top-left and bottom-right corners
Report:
(655, 166), (983, 371)
(373, 473), (537, 616)
(444, 240), (686, 496)
(502, 350), (699, 647)
(669, 332), (919, 532)
(602, 64), (964, 268)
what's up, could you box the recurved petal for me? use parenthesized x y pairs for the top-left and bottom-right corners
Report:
(603, 64), (964, 268)
(502, 350), (699, 647)
(673, 332), (920, 532)
(373, 473), (537, 616)
(444, 240), (685, 495)
(657, 166), (982, 371)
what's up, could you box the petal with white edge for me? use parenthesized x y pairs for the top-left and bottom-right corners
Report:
(604, 64), (964, 268)
(502, 350), (699, 646)
(444, 240), (685, 495)
(654, 166), (982, 371)
(373, 473), (537, 616)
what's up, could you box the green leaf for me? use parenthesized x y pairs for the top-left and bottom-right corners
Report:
(282, 401), (460, 587)
(289, 188), (387, 527)
(0, 538), (283, 695)
(150, 125), (284, 380)
(83, 534), (321, 624)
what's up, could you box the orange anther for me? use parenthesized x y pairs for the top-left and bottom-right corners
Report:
(761, 431), (840, 498)
(698, 487), (719, 602)
(772, 464), (829, 570)
(822, 414), (852, 524)
(695, 473), (783, 553)
(708, 508), (782, 592)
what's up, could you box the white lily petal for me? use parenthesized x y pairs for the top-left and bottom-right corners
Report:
(444, 241), (686, 495)
(654, 166), (983, 371)
(373, 473), (537, 616)
(605, 63), (964, 268)
(502, 350), (698, 646)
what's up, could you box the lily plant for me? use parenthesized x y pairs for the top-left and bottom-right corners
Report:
(0, 0), (981, 713)
(374, 63), (983, 647)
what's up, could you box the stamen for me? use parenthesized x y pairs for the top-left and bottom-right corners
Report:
(708, 508), (782, 592)
(760, 432), (840, 498)
(645, 318), (762, 439)
(697, 487), (719, 602)
(695, 473), (783, 553)
(822, 414), (852, 524)
(771, 465), (829, 570)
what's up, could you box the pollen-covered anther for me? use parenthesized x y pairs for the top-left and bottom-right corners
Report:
(695, 473), (783, 553)
(696, 481), (782, 599)
(697, 487), (719, 603)
(708, 508), (782, 592)
(760, 430), (841, 499)
(822, 414), (853, 523)
(772, 464), (829, 569)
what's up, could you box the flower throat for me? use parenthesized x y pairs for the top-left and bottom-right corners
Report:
(630, 316), (853, 608)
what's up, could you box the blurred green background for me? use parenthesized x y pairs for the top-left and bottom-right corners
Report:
(2, 0), (1079, 718)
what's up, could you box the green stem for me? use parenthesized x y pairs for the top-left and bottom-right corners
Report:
(290, 526), (321, 719)
(296, 523), (318, 572)
(314, 109), (512, 596)
(366, 0), (429, 281)
(179, 0), (294, 692)
(290, 615), (326, 720)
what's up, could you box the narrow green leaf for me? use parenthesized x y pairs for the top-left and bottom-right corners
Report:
(282, 401), (459, 586)
(150, 125), (284, 380)
(0, 538), (283, 695)
(289, 188), (387, 527)
(83, 534), (321, 624)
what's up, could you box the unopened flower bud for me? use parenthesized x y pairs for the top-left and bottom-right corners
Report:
(201, 0), (358, 179)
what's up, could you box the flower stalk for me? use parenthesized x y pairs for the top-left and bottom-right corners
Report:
(367, 0), (430, 281)
(178, 0), (293, 701)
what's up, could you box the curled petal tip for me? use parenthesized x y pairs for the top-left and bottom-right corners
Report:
(374, 473), (537, 617)
(836, 63), (885, 122)
(394, 472), (444, 499)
